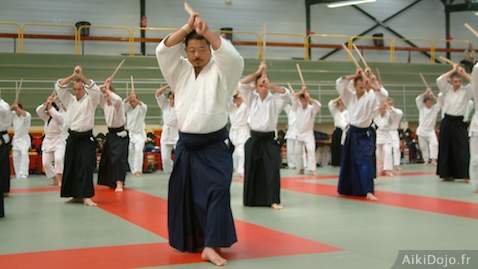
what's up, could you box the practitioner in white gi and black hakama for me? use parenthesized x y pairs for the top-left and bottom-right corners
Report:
(336, 67), (388, 201)
(0, 97), (12, 217)
(97, 77), (129, 192)
(239, 62), (290, 210)
(55, 66), (101, 207)
(156, 13), (244, 266)
(328, 96), (349, 167)
(436, 64), (473, 182)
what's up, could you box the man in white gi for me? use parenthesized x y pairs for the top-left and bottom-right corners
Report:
(1, 97), (12, 216)
(469, 62), (478, 193)
(292, 87), (321, 176)
(415, 88), (441, 166)
(240, 62), (290, 210)
(436, 64), (472, 182)
(10, 101), (31, 179)
(374, 103), (393, 176)
(155, 84), (178, 174)
(336, 67), (388, 201)
(56, 65), (100, 207)
(284, 102), (299, 170)
(98, 77), (129, 192)
(36, 96), (65, 186)
(156, 12), (243, 266)
(124, 91), (147, 177)
(228, 90), (249, 178)
(387, 98), (403, 171)
(328, 96), (349, 166)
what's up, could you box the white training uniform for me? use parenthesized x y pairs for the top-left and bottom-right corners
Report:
(328, 100), (350, 145)
(239, 84), (290, 132)
(388, 106), (403, 166)
(156, 35), (244, 134)
(284, 104), (299, 169)
(156, 93), (178, 174)
(124, 102), (147, 175)
(415, 94), (441, 162)
(228, 101), (250, 175)
(468, 64), (478, 191)
(336, 79), (388, 128)
(11, 110), (31, 179)
(293, 96), (321, 172)
(0, 99), (12, 144)
(36, 103), (65, 178)
(374, 110), (393, 174)
(100, 92), (126, 129)
(55, 79), (100, 132)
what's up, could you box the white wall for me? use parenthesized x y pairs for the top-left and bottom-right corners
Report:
(1, 0), (477, 61)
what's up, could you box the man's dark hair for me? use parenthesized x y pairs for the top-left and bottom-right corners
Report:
(185, 31), (210, 47)
(450, 72), (462, 80)
(353, 76), (364, 85)
(255, 74), (270, 85)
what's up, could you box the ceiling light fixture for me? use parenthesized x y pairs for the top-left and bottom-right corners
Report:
(327, 0), (376, 8)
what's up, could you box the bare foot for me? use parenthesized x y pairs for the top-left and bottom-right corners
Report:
(298, 169), (304, 175)
(423, 161), (429, 166)
(464, 179), (470, 184)
(134, 172), (142, 177)
(83, 198), (97, 207)
(288, 166), (296, 170)
(201, 247), (227, 266)
(385, 171), (394, 177)
(236, 173), (244, 178)
(115, 181), (124, 192)
(366, 192), (378, 201)
(442, 177), (455, 182)
(66, 198), (83, 203)
(474, 189), (478, 193)
(395, 166), (402, 171)
(431, 160), (437, 166)
(271, 203), (284, 210)
(311, 171), (318, 176)
(3, 192), (10, 197)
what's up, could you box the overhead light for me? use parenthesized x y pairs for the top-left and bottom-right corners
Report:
(327, 0), (376, 8)
(475, 12), (478, 16)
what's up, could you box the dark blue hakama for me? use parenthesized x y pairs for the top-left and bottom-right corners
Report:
(168, 126), (237, 252)
(338, 125), (375, 196)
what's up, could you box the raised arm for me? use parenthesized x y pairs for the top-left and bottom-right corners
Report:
(241, 62), (266, 84)
(155, 84), (170, 97)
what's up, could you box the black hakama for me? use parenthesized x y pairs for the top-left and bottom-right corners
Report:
(0, 131), (11, 217)
(243, 130), (282, 206)
(338, 125), (375, 196)
(61, 129), (96, 198)
(168, 126), (237, 252)
(0, 131), (11, 194)
(331, 127), (343, 166)
(98, 126), (129, 188)
(437, 114), (470, 179)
